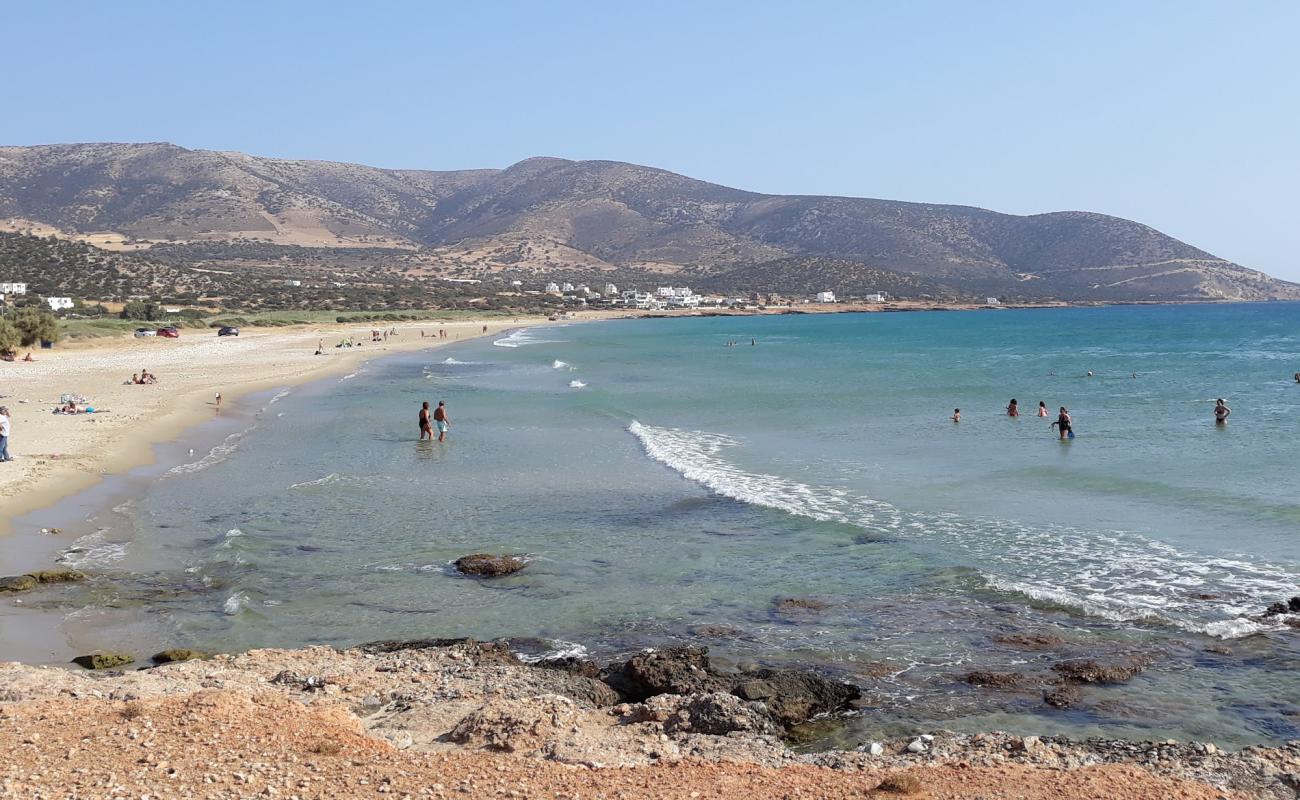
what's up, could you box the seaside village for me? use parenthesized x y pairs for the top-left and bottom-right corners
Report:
(530, 281), (884, 309)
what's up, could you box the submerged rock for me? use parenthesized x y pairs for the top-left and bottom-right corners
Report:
(773, 597), (831, 613)
(151, 649), (210, 664)
(453, 553), (527, 577)
(963, 671), (1027, 689)
(72, 653), (133, 670)
(0, 575), (38, 593)
(1043, 684), (1083, 709)
(991, 632), (1066, 650)
(1051, 658), (1148, 684)
(26, 569), (87, 584)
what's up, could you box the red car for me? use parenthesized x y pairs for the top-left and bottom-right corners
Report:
(156, 326), (180, 338)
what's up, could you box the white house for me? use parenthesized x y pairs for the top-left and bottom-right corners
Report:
(986, 297), (1001, 305)
(603, 283), (618, 297)
(545, 282), (561, 294)
(0, 282), (28, 295)
(46, 296), (74, 311)
(621, 290), (662, 310)
(284, 279), (302, 287)
(510, 280), (523, 287)
(863, 292), (887, 303)
(561, 282), (575, 292)
(816, 291), (837, 303)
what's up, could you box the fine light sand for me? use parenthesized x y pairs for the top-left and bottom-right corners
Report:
(0, 317), (544, 535)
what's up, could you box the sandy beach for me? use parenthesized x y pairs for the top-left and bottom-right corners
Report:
(0, 317), (546, 535)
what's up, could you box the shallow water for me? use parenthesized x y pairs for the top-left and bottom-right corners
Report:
(34, 304), (1300, 747)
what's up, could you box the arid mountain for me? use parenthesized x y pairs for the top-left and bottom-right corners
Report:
(1, 142), (1295, 301)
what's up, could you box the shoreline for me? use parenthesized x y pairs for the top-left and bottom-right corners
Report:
(0, 316), (557, 536)
(0, 639), (1289, 799)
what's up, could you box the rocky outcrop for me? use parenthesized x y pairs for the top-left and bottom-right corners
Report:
(0, 575), (38, 593)
(600, 646), (859, 728)
(453, 554), (527, 577)
(72, 653), (133, 670)
(357, 638), (521, 666)
(1043, 685), (1083, 709)
(1262, 596), (1300, 616)
(603, 646), (732, 702)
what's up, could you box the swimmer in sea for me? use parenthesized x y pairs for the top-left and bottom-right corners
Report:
(1214, 398), (1231, 425)
(1050, 406), (1072, 440)
(951, 408), (961, 423)
(1037, 401), (1048, 417)
(1006, 399), (1019, 417)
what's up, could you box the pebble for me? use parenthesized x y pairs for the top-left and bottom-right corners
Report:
(868, 742), (884, 756)
(907, 738), (928, 754)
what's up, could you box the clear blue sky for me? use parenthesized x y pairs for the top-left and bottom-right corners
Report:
(4, 1), (1298, 279)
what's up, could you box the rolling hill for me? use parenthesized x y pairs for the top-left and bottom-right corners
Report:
(1, 142), (1295, 302)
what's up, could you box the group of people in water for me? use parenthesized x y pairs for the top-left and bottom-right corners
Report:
(952, 391), (1237, 440)
(418, 400), (450, 442)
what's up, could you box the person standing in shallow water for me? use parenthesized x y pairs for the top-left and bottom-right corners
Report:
(951, 408), (961, 423)
(418, 402), (433, 441)
(433, 401), (450, 442)
(1051, 406), (1072, 440)
(1214, 399), (1231, 425)
(1037, 401), (1048, 417)
(1006, 399), (1019, 417)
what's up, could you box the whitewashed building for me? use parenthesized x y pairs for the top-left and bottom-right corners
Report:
(284, 279), (302, 287)
(545, 282), (561, 294)
(0, 282), (28, 295)
(863, 292), (887, 303)
(986, 297), (1001, 305)
(603, 283), (618, 297)
(561, 282), (575, 292)
(46, 296), (74, 311)
(816, 291), (837, 303)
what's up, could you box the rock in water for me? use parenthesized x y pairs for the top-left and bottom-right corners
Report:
(26, 569), (87, 583)
(453, 554), (527, 577)
(1051, 658), (1148, 684)
(0, 575), (38, 593)
(72, 653), (134, 670)
(151, 649), (210, 664)
(1043, 684), (1083, 709)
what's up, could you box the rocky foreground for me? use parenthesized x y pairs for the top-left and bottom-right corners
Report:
(1, 640), (1296, 799)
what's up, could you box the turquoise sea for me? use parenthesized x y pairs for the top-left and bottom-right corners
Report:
(23, 303), (1300, 747)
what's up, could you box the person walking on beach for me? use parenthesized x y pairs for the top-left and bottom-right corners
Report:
(214, 392), (222, 408)
(1037, 401), (1048, 417)
(1214, 399), (1231, 425)
(0, 406), (12, 462)
(418, 401), (433, 441)
(1050, 406), (1073, 440)
(433, 401), (450, 442)
(1006, 399), (1019, 417)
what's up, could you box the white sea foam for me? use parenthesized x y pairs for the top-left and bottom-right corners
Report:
(492, 329), (563, 348)
(628, 420), (1300, 639)
(268, 388), (292, 405)
(289, 473), (341, 490)
(58, 530), (127, 569)
(516, 641), (590, 663)
(340, 372), (358, 381)
(167, 426), (255, 477)
(552, 360), (569, 369)
(223, 591), (249, 615)
(569, 380), (587, 388)
(441, 357), (476, 365)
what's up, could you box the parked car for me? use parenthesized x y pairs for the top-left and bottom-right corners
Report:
(156, 326), (180, 338)
(217, 326), (239, 337)
(134, 327), (156, 337)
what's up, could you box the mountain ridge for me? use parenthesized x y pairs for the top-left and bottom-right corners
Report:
(1, 142), (1295, 302)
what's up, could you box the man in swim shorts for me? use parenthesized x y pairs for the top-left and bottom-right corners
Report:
(433, 401), (450, 442)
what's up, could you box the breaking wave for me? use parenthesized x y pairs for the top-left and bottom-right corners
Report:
(628, 421), (1299, 639)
